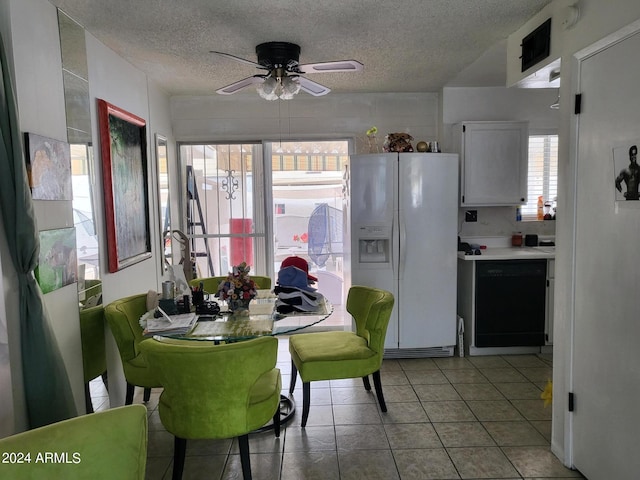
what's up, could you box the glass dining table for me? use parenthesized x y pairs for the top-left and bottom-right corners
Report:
(143, 289), (334, 342)
(141, 289), (334, 430)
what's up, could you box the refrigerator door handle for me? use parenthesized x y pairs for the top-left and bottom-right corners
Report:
(399, 210), (407, 279)
(391, 215), (397, 275)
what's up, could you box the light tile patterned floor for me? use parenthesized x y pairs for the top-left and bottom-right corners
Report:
(90, 338), (585, 479)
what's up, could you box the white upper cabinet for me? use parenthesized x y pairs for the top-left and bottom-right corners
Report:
(454, 121), (529, 206)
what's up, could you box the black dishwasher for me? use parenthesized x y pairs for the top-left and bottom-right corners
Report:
(475, 260), (547, 347)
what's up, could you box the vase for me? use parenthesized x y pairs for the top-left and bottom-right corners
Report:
(228, 298), (251, 314)
(367, 135), (379, 153)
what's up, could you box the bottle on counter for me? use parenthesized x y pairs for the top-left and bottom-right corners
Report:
(516, 206), (522, 222)
(543, 201), (553, 220)
(537, 196), (544, 221)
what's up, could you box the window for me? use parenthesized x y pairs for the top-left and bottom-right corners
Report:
(521, 135), (558, 220)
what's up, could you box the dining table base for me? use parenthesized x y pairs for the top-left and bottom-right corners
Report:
(254, 394), (296, 433)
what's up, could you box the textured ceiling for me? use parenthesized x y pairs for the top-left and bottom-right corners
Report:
(49, 0), (552, 96)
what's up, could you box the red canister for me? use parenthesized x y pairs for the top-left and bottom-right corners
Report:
(511, 233), (523, 247)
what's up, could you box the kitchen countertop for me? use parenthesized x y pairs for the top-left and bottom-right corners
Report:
(457, 246), (555, 261)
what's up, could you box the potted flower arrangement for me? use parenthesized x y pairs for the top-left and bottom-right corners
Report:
(216, 262), (258, 313)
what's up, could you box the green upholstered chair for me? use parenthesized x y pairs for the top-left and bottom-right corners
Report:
(190, 275), (272, 294)
(0, 405), (147, 479)
(245, 275), (271, 289)
(288, 285), (394, 427)
(189, 276), (225, 294)
(140, 336), (281, 480)
(104, 293), (161, 405)
(79, 305), (108, 413)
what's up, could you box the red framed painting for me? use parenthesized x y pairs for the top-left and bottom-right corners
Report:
(97, 99), (151, 272)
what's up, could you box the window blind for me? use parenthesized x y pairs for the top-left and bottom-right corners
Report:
(521, 135), (558, 220)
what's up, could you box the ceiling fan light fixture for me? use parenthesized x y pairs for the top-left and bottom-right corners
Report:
(256, 73), (302, 100)
(281, 76), (301, 99)
(212, 42), (362, 99)
(257, 76), (279, 100)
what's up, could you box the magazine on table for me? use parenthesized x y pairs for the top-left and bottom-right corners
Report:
(143, 309), (197, 336)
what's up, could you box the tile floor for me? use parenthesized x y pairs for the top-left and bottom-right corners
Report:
(90, 338), (585, 479)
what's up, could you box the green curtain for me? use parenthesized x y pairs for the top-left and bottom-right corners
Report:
(0, 33), (77, 427)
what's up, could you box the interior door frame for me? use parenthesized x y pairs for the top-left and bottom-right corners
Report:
(565, 17), (640, 470)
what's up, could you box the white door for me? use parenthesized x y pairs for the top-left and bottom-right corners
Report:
(398, 154), (458, 348)
(571, 27), (640, 479)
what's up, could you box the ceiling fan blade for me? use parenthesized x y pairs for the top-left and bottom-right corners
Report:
(298, 76), (331, 96)
(216, 75), (265, 95)
(298, 60), (363, 74)
(210, 51), (268, 70)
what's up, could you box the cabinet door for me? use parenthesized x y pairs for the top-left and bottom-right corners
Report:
(460, 122), (528, 206)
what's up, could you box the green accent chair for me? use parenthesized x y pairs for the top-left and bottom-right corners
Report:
(140, 336), (281, 480)
(288, 285), (394, 427)
(105, 293), (161, 405)
(79, 305), (108, 413)
(190, 275), (272, 294)
(0, 405), (148, 479)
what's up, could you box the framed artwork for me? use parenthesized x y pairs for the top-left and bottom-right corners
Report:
(24, 133), (72, 200)
(97, 99), (151, 272)
(36, 227), (77, 294)
(155, 133), (172, 271)
(613, 142), (640, 203)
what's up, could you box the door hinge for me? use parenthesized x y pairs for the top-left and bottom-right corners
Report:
(568, 392), (575, 412)
(462, 125), (466, 132)
(574, 94), (582, 115)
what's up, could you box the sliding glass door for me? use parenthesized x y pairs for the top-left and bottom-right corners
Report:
(178, 143), (268, 278)
(177, 138), (351, 312)
(265, 140), (350, 311)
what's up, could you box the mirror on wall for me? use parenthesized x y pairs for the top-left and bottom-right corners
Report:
(72, 144), (100, 291)
(156, 134), (172, 271)
(58, 10), (102, 306)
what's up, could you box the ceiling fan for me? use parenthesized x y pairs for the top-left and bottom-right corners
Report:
(211, 42), (363, 100)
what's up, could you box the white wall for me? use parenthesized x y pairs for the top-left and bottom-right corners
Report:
(171, 87), (561, 242)
(84, 31), (172, 407)
(0, 0), (174, 429)
(443, 86), (560, 239)
(2, 0), (84, 430)
(171, 92), (440, 148)
(148, 79), (177, 283)
(442, 86), (560, 133)
(507, 0), (640, 467)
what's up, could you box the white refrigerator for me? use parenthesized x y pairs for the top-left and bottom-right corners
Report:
(350, 153), (458, 355)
